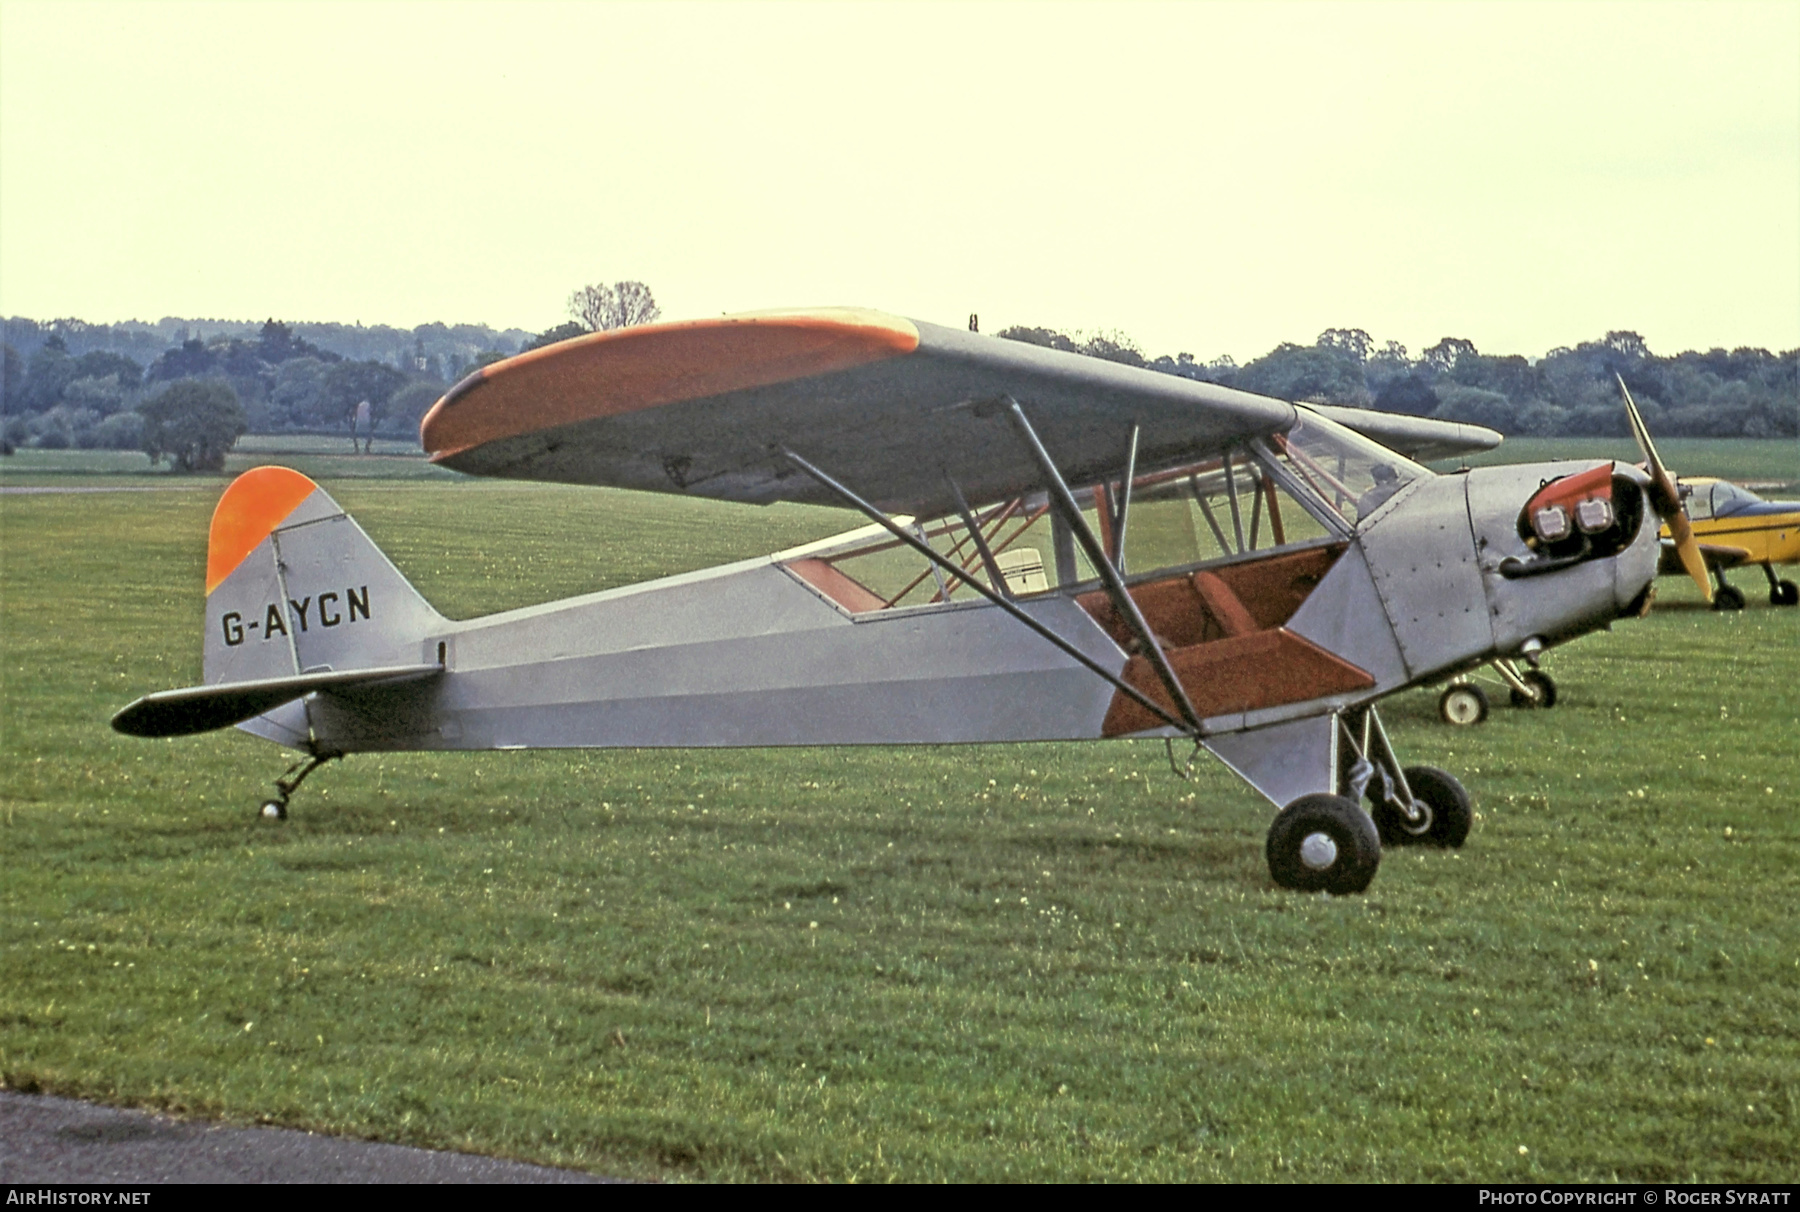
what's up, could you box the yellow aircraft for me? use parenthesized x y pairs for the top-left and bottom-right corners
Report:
(1664, 477), (1800, 610)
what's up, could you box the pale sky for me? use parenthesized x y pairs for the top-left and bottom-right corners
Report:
(2, 0), (1796, 362)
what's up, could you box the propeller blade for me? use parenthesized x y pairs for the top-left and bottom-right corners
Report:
(1618, 374), (1712, 603)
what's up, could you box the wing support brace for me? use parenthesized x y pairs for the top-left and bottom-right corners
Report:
(1337, 705), (1425, 827)
(780, 448), (1194, 736)
(998, 398), (1207, 737)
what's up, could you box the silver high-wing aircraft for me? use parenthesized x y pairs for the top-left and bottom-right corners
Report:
(113, 309), (1706, 894)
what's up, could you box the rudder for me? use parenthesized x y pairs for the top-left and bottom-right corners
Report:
(205, 467), (445, 689)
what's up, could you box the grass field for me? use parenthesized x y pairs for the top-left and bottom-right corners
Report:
(2, 451), (1797, 1182)
(1429, 437), (1799, 490)
(0, 435), (452, 486)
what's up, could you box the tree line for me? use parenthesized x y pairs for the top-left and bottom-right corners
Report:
(4, 290), (1792, 469)
(998, 325), (1797, 439)
(0, 280), (661, 469)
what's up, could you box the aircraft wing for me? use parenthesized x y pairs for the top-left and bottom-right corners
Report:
(1305, 405), (1504, 463)
(111, 664), (443, 738)
(421, 309), (1297, 518)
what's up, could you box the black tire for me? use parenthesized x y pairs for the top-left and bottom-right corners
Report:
(1509, 670), (1558, 709)
(1438, 683), (1489, 726)
(1266, 794), (1381, 894)
(1771, 580), (1798, 607)
(259, 799), (288, 822)
(1402, 766), (1472, 848)
(1713, 584), (1746, 611)
(1371, 794), (1434, 847)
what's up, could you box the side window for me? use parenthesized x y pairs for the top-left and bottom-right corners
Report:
(1121, 453), (1335, 574)
(1684, 483), (1713, 520)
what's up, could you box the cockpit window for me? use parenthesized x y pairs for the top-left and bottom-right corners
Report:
(1710, 481), (1758, 516)
(1264, 409), (1431, 527)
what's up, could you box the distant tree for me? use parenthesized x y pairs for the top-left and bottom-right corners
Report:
(1432, 385), (1514, 431)
(3, 343), (25, 414)
(568, 280), (661, 332)
(320, 360), (407, 428)
(1373, 374), (1440, 416)
(526, 322), (588, 351)
(1421, 337), (1477, 377)
(269, 357), (330, 429)
(148, 338), (219, 382)
(385, 380), (446, 436)
(138, 379), (245, 472)
(1237, 343), (1369, 405)
(1364, 339), (1411, 390)
(1317, 328), (1373, 363)
(995, 325), (1079, 353)
(1079, 331), (1146, 367)
(472, 350), (509, 370)
(254, 319), (334, 365)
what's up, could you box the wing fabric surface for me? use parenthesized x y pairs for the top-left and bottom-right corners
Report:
(421, 309), (1296, 518)
(1306, 404), (1504, 463)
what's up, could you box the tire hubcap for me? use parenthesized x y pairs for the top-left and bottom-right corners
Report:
(1299, 832), (1338, 870)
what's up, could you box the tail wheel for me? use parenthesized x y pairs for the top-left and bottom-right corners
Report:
(1439, 683), (1490, 726)
(1509, 670), (1558, 709)
(259, 799), (289, 822)
(1266, 794), (1381, 894)
(1401, 766), (1472, 848)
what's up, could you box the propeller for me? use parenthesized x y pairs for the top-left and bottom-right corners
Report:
(1618, 373), (1712, 603)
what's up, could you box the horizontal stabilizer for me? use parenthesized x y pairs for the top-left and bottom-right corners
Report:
(111, 664), (443, 738)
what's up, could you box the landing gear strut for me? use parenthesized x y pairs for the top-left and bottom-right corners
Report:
(259, 751), (339, 822)
(1712, 566), (1746, 611)
(1759, 562), (1798, 607)
(1263, 705), (1471, 893)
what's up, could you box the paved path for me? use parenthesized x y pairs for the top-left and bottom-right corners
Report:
(0, 1091), (613, 1183)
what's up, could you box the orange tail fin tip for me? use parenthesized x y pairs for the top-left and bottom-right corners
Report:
(206, 466), (320, 595)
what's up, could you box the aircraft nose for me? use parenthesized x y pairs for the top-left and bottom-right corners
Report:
(1465, 462), (1656, 652)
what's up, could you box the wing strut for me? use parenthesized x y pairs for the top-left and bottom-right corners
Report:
(781, 448), (1194, 736)
(945, 475), (1013, 601)
(1111, 423), (1140, 572)
(998, 399), (1207, 737)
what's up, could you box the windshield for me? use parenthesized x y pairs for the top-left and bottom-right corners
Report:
(1267, 408), (1431, 527)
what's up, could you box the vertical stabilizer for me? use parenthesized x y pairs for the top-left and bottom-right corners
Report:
(204, 467), (445, 693)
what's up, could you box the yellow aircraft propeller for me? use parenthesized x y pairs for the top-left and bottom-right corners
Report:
(1618, 373), (1712, 604)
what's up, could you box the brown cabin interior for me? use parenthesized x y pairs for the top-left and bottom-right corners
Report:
(786, 541), (1375, 735)
(1075, 542), (1375, 734)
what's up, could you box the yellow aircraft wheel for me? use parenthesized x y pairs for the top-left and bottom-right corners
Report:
(1438, 683), (1489, 726)
(1509, 670), (1558, 709)
(1713, 585), (1746, 611)
(1772, 580), (1798, 607)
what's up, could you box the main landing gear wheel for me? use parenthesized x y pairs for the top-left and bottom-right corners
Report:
(1713, 584), (1746, 611)
(1509, 669), (1558, 709)
(1401, 765), (1472, 848)
(1771, 580), (1798, 607)
(1371, 794), (1433, 847)
(1266, 794), (1381, 895)
(1439, 683), (1489, 726)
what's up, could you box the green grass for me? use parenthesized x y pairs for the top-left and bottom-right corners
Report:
(2, 456), (1797, 1182)
(1432, 437), (1800, 490)
(0, 436), (454, 486)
